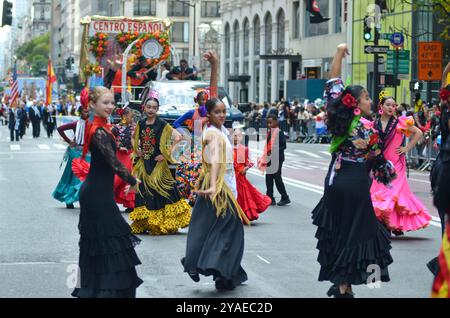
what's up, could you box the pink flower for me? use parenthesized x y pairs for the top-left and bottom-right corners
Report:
(359, 117), (374, 129)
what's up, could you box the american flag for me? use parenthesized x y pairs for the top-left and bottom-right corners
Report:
(9, 62), (19, 106)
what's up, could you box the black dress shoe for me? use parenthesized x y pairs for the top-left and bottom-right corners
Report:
(277, 198), (291, 206)
(66, 203), (75, 209)
(392, 230), (404, 236)
(270, 198), (276, 206)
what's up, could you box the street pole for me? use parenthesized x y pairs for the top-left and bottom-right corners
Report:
(373, 16), (380, 110)
(193, 2), (196, 60)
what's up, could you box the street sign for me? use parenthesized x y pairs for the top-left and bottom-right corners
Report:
(380, 33), (393, 40)
(387, 50), (410, 75)
(418, 41), (443, 81)
(390, 32), (405, 48)
(364, 45), (389, 54)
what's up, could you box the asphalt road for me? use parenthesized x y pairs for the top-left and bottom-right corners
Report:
(0, 125), (441, 298)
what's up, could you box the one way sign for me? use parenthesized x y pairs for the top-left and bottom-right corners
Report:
(364, 45), (389, 54)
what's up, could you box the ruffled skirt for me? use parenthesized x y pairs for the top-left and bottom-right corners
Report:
(312, 160), (393, 285)
(236, 173), (271, 221)
(181, 196), (248, 287)
(130, 182), (191, 235)
(73, 179), (143, 298)
(52, 147), (90, 205)
(371, 159), (431, 232)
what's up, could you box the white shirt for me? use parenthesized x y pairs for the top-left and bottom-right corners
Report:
(202, 125), (237, 198)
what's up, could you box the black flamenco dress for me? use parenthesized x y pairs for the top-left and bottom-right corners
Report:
(72, 127), (142, 298)
(130, 117), (191, 235)
(312, 116), (396, 286)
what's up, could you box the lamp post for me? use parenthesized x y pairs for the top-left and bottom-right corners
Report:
(175, 0), (197, 61)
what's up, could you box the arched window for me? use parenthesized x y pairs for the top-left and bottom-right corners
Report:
(264, 13), (272, 54)
(233, 20), (239, 59)
(253, 15), (260, 55)
(276, 9), (285, 49)
(243, 18), (250, 57)
(224, 23), (230, 59)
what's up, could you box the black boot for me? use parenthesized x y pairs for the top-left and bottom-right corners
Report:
(66, 203), (75, 209)
(269, 197), (276, 206)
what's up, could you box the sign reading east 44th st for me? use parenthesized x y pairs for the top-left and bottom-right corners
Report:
(418, 41), (443, 81)
(364, 45), (389, 54)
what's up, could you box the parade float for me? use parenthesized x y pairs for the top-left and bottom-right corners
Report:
(79, 16), (174, 105)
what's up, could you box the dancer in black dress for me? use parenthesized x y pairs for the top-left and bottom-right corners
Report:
(181, 98), (250, 291)
(312, 44), (396, 298)
(72, 86), (142, 298)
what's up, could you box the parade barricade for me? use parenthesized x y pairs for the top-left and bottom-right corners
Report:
(406, 131), (438, 172)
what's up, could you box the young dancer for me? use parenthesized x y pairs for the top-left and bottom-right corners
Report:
(129, 97), (191, 235)
(182, 97), (250, 291)
(72, 86), (142, 298)
(233, 129), (271, 221)
(371, 96), (431, 235)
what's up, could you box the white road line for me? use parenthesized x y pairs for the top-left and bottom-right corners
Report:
(295, 150), (322, 159)
(320, 151), (331, 157)
(0, 150), (64, 155)
(0, 262), (58, 266)
(284, 163), (312, 170)
(53, 144), (67, 150)
(256, 255), (271, 264)
(10, 144), (20, 151)
(429, 220), (442, 228)
(431, 216), (442, 222)
(37, 144), (51, 150)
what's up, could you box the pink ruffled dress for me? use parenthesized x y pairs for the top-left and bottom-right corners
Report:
(371, 116), (432, 232)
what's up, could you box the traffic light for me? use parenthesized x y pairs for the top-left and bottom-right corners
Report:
(363, 15), (372, 42)
(1, 0), (13, 26)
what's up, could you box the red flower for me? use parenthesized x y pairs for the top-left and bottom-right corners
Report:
(439, 88), (450, 101)
(369, 133), (379, 146)
(342, 93), (358, 109)
(151, 138), (157, 145)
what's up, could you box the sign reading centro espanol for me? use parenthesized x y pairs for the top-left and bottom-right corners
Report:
(89, 20), (165, 35)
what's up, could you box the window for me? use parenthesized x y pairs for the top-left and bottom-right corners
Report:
(335, 0), (342, 33)
(305, 0), (329, 37)
(225, 24), (230, 59)
(243, 20), (249, 57)
(264, 14), (272, 54)
(175, 48), (189, 62)
(253, 16), (260, 55)
(171, 22), (189, 42)
(168, 0), (189, 17)
(233, 22), (239, 58)
(201, 1), (220, 17)
(134, 0), (156, 16)
(293, 1), (300, 39)
(276, 10), (285, 49)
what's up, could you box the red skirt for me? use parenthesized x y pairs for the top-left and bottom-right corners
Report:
(114, 149), (135, 209)
(236, 173), (271, 221)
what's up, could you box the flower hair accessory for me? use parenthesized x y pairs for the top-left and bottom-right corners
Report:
(80, 87), (89, 110)
(116, 108), (124, 116)
(439, 87), (450, 101)
(149, 90), (159, 99)
(342, 93), (358, 109)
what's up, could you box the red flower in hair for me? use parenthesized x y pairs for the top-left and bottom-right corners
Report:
(342, 93), (358, 109)
(439, 88), (450, 101)
(80, 87), (89, 110)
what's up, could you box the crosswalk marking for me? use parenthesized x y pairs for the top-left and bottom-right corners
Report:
(37, 144), (51, 150)
(53, 144), (67, 150)
(320, 151), (331, 157)
(295, 149), (322, 159)
(10, 145), (20, 151)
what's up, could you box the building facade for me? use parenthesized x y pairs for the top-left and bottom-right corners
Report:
(220, 0), (347, 104)
(31, 0), (52, 37)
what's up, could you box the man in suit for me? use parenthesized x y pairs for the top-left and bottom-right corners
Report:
(29, 100), (42, 138)
(8, 104), (20, 142)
